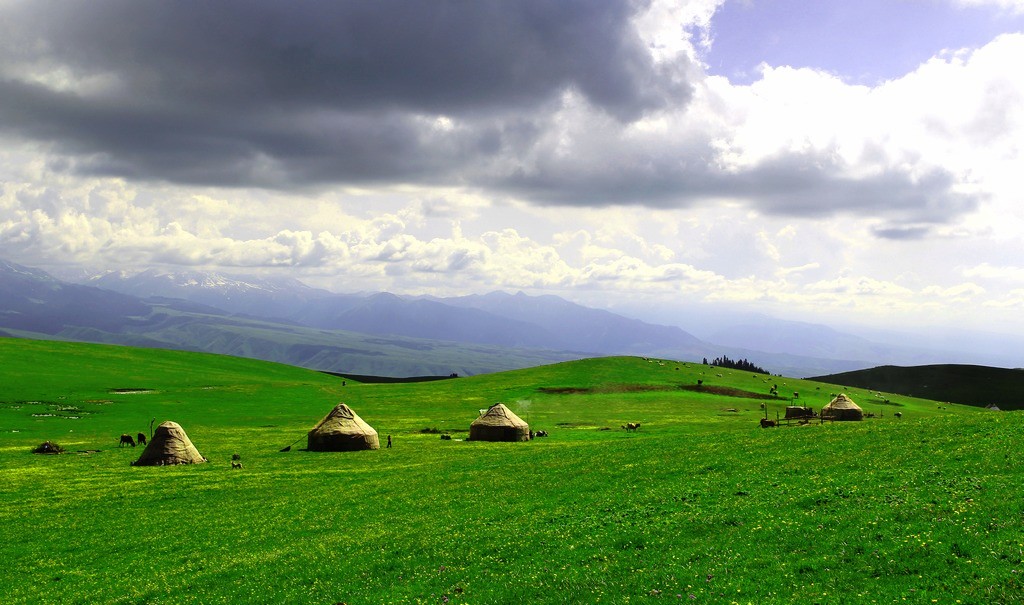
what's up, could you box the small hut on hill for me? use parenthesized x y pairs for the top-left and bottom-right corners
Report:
(821, 393), (863, 421)
(133, 421), (207, 466)
(307, 403), (380, 451)
(470, 403), (530, 442)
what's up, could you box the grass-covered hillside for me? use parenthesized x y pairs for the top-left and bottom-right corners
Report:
(1, 338), (1021, 604)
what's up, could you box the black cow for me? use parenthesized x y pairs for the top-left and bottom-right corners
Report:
(119, 434), (136, 447)
(137, 433), (147, 446)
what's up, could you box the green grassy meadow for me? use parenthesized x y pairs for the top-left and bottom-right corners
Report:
(1, 338), (1022, 604)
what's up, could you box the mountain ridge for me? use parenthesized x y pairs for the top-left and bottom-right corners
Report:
(7, 258), (1013, 378)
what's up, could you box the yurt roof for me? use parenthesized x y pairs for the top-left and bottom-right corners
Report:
(309, 403), (377, 434)
(825, 393), (862, 410)
(472, 403), (528, 427)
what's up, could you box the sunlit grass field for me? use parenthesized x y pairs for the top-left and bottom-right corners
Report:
(1, 338), (1021, 604)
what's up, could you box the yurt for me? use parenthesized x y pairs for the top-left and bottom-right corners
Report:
(132, 421), (207, 466)
(307, 403), (380, 451)
(821, 393), (863, 421)
(469, 403), (530, 442)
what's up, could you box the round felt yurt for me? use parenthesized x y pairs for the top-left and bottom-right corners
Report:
(132, 421), (207, 466)
(307, 403), (380, 451)
(821, 393), (864, 421)
(469, 403), (530, 442)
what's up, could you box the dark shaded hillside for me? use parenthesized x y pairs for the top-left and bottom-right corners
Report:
(811, 364), (1024, 411)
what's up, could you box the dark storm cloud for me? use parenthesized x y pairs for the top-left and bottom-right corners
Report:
(727, 155), (981, 225)
(870, 225), (933, 240)
(493, 144), (981, 228)
(0, 0), (691, 188)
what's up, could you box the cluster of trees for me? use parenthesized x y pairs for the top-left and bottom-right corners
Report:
(703, 355), (769, 375)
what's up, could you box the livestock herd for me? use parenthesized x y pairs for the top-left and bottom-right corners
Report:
(118, 432), (147, 447)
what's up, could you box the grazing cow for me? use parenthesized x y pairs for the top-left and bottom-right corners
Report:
(119, 434), (136, 447)
(136, 432), (147, 446)
(623, 422), (640, 432)
(535, 430), (548, 437)
(231, 461), (243, 469)
(894, 412), (903, 419)
(440, 434), (452, 440)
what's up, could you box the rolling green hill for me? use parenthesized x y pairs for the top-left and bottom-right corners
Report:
(812, 364), (1024, 411)
(1, 339), (1021, 604)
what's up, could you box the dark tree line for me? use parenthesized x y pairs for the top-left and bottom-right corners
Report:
(704, 355), (769, 375)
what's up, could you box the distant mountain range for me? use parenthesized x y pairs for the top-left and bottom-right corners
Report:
(88, 268), (341, 320)
(0, 260), (573, 376)
(0, 260), (151, 334)
(3, 259), (1021, 377)
(85, 267), (710, 357)
(4, 260), (729, 376)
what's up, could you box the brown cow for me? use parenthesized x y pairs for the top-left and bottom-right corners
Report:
(119, 434), (136, 447)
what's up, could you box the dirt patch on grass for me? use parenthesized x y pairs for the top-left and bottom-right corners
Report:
(678, 385), (784, 400)
(557, 421), (602, 429)
(12, 401), (94, 419)
(540, 383), (780, 400)
(539, 384), (677, 395)
(556, 422), (600, 429)
(32, 441), (65, 454)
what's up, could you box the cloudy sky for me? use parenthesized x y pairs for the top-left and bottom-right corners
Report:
(1, 0), (1023, 335)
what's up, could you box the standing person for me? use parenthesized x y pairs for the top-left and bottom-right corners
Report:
(387, 434), (392, 448)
